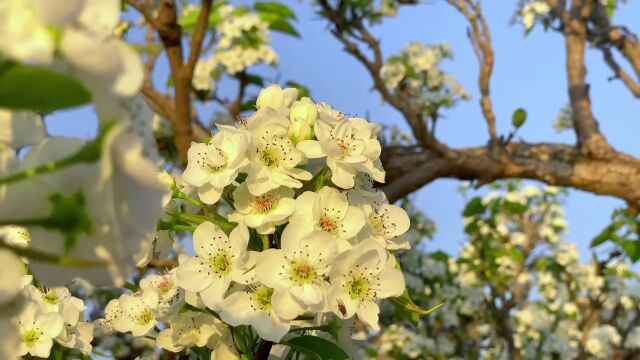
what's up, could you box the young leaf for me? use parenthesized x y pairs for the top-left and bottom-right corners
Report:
(285, 81), (311, 99)
(512, 108), (527, 128)
(463, 197), (485, 217)
(390, 288), (420, 326)
(254, 2), (297, 19)
(0, 62), (91, 112)
(284, 335), (350, 360)
(259, 13), (300, 37)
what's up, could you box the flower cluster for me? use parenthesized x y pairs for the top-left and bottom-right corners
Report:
(0, 245), (94, 359)
(520, 1), (551, 31)
(190, 3), (278, 91)
(379, 42), (469, 118)
(0, 0), (142, 109)
(170, 84), (410, 342)
(359, 183), (640, 359)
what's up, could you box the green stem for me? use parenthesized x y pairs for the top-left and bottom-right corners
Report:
(124, 282), (140, 292)
(298, 166), (330, 195)
(261, 234), (270, 250)
(0, 242), (108, 267)
(172, 224), (196, 232)
(0, 122), (113, 186)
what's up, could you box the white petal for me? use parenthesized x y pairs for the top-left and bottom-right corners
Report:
(356, 300), (380, 331)
(177, 258), (214, 292)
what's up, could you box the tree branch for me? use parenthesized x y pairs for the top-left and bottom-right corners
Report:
(382, 141), (640, 203)
(318, 0), (449, 155)
(602, 48), (640, 98)
(564, 0), (613, 156)
(186, 0), (213, 77)
(130, 0), (214, 165)
(448, 0), (498, 144)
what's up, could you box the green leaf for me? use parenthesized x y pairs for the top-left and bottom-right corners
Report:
(44, 191), (92, 253)
(463, 197), (485, 217)
(285, 81), (311, 99)
(254, 2), (296, 19)
(605, 0), (617, 18)
(259, 13), (300, 37)
(284, 335), (350, 360)
(244, 73), (264, 87)
(240, 97), (258, 112)
(179, 3), (227, 31)
(391, 288), (420, 326)
(503, 200), (528, 214)
(622, 240), (640, 262)
(512, 108), (527, 128)
(0, 62), (91, 112)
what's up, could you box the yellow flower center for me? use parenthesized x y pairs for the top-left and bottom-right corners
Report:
(291, 261), (318, 285)
(255, 195), (276, 213)
(136, 309), (154, 325)
(22, 329), (40, 348)
(250, 286), (274, 311)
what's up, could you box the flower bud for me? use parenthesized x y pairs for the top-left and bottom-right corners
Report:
(290, 97), (317, 126)
(288, 119), (313, 144)
(256, 84), (284, 110)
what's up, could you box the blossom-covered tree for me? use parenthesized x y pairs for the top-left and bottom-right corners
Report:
(1, 0), (640, 359)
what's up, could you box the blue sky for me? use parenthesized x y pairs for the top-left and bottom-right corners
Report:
(47, 1), (640, 259)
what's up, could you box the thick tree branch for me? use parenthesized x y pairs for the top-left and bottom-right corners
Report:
(130, 0), (214, 165)
(564, 0), (613, 157)
(382, 142), (640, 203)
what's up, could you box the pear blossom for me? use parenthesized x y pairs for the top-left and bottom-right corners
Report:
(118, 291), (159, 336)
(245, 108), (312, 195)
(93, 298), (127, 336)
(213, 7), (278, 74)
(0, 127), (166, 286)
(0, 0), (143, 102)
(192, 57), (218, 92)
(176, 222), (250, 309)
(328, 240), (405, 330)
(25, 286), (85, 326)
(350, 192), (411, 250)
(0, 110), (46, 150)
(289, 187), (365, 251)
(521, 1), (550, 31)
(228, 183), (296, 234)
(139, 270), (185, 321)
(156, 311), (223, 352)
(57, 321), (94, 355)
(0, 249), (25, 306)
(256, 84), (298, 115)
(298, 117), (385, 189)
(16, 303), (64, 358)
(219, 284), (290, 342)
(288, 97), (318, 144)
(255, 224), (338, 318)
(183, 124), (250, 204)
(0, 225), (30, 248)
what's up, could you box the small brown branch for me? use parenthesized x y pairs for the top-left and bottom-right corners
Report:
(186, 0), (213, 77)
(448, 0), (498, 143)
(318, 0), (448, 155)
(254, 340), (273, 360)
(602, 49), (640, 98)
(127, 0), (158, 27)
